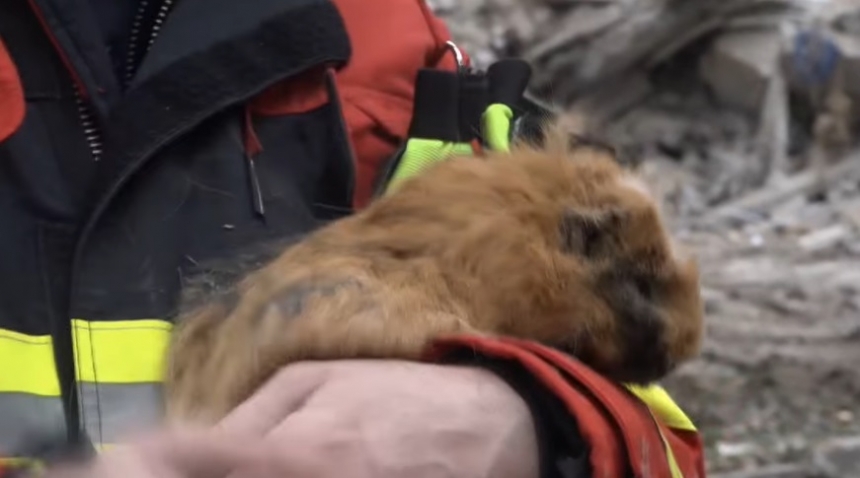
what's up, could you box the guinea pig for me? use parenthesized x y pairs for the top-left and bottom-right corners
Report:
(164, 123), (704, 424)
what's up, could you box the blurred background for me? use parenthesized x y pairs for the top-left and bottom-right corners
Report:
(435, 1), (860, 476)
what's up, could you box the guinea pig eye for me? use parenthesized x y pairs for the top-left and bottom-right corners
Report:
(558, 208), (627, 257)
(634, 275), (657, 300)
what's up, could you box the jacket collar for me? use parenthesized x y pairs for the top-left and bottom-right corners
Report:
(30, 0), (345, 114)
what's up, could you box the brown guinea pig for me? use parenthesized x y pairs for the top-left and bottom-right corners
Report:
(164, 124), (704, 424)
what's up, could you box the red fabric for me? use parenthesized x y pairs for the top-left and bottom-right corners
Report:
(663, 428), (708, 478)
(426, 335), (707, 478)
(0, 38), (25, 143)
(249, 0), (466, 209)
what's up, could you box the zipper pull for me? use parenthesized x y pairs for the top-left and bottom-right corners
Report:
(243, 108), (265, 218)
(246, 155), (265, 217)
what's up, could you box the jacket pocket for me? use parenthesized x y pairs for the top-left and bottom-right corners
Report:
(249, 99), (356, 219)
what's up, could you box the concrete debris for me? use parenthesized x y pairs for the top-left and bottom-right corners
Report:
(718, 441), (765, 459)
(700, 29), (784, 113)
(797, 223), (849, 251)
(812, 435), (860, 477)
(709, 464), (812, 478)
(435, 0), (860, 475)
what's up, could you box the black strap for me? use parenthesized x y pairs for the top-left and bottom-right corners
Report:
(407, 68), (462, 141)
(487, 59), (532, 108)
(456, 69), (488, 142)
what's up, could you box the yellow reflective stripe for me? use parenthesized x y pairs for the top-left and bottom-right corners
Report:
(0, 329), (59, 396)
(0, 457), (45, 475)
(625, 384), (697, 432)
(0, 457), (41, 467)
(0, 446), (110, 471)
(656, 426), (685, 478)
(0, 319), (173, 395)
(71, 319), (172, 383)
(625, 384), (695, 478)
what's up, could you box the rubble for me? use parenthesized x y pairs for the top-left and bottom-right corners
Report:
(435, 0), (860, 475)
(813, 435), (860, 477)
(699, 29), (783, 114)
(709, 464), (811, 478)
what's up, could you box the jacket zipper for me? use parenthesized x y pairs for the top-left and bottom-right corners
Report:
(25, 0), (180, 451)
(74, 91), (103, 161)
(124, 0), (175, 88)
(75, 0), (176, 162)
(61, 0), (176, 443)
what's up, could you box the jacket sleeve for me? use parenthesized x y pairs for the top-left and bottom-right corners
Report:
(441, 351), (592, 478)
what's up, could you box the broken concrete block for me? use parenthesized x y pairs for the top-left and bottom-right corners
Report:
(700, 28), (783, 113)
(835, 196), (860, 230)
(797, 223), (850, 252)
(813, 435), (860, 477)
(708, 463), (810, 478)
(832, 31), (860, 122)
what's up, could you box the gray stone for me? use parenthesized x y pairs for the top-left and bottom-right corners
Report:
(812, 435), (860, 477)
(709, 463), (813, 478)
(700, 28), (784, 113)
(797, 224), (850, 251)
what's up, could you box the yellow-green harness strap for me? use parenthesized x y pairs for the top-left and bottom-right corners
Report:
(384, 139), (473, 194)
(382, 102), (516, 195)
(377, 59), (534, 197)
(385, 103), (514, 194)
(481, 103), (514, 153)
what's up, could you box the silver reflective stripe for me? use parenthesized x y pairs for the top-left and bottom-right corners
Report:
(0, 393), (65, 454)
(79, 382), (165, 445)
(0, 383), (164, 453)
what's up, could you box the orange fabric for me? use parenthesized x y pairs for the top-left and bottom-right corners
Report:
(0, 38), (25, 143)
(426, 335), (707, 478)
(249, 0), (465, 209)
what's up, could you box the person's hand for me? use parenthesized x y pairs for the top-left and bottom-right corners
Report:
(42, 429), (272, 478)
(218, 360), (540, 478)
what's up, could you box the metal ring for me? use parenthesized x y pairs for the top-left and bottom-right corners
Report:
(445, 40), (464, 69)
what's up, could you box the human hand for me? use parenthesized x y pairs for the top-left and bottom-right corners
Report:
(217, 360), (540, 478)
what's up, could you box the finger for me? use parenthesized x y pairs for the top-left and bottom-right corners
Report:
(216, 361), (331, 436)
(137, 429), (276, 478)
(224, 411), (341, 478)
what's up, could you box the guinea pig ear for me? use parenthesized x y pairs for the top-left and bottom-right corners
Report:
(559, 207), (629, 257)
